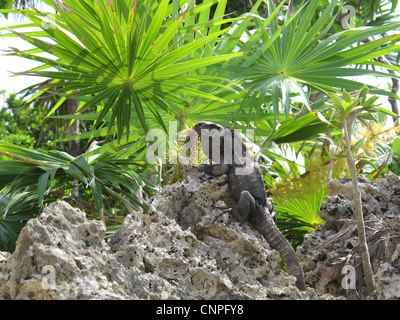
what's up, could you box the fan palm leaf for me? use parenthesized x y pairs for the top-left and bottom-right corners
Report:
(225, 0), (400, 119)
(0, 0), (242, 139)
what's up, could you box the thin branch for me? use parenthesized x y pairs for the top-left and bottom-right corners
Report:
(343, 114), (376, 295)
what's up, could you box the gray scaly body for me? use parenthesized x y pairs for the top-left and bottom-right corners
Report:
(193, 121), (306, 291)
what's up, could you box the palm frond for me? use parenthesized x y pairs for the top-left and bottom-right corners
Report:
(1, 0), (242, 139)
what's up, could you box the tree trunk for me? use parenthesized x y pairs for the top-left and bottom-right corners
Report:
(67, 98), (81, 198)
(343, 116), (376, 296)
(377, 55), (399, 124)
(67, 99), (81, 157)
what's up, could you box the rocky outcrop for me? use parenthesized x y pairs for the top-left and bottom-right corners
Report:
(0, 170), (398, 299)
(0, 200), (128, 299)
(107, 170), (313, 299)
(0, 170), (317, 300)
(299, 174), (400, 299)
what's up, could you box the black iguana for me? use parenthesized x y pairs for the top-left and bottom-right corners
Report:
(193, 121), (306, 291)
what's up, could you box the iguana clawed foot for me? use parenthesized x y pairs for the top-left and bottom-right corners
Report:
(211, 205), (233, 223)
(211, 197), (276, 224)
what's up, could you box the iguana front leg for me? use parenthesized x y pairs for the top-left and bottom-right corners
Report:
(229, 190), (255, 222)
(212, 190), (254, 223)
(215, 191), (277, 224)
(231, 191), (276, 223)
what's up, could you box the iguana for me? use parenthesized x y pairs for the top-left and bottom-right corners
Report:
(192, 121), (306, 291)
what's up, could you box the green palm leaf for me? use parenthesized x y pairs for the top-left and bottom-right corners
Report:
(1, 0), (241, 139)
(0, 141), (152, 213)
(226, 0), (400, 119)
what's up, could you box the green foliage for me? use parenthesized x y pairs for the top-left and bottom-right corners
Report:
(223, 0), (400, 120)
(0, 189), (55, 252)
(268, 145), (334, 247)
(274, 185), (327, 248)
(0, 0), (13, 14)
(389, 137), (400, 175)
(0, 141), (155, 212)
(327, 86), (380, 122)
(0, 90), (94, 152)
(0, 91), (47, 148)
(1, 0), (242, 140)
(327, 86), (380, 294)
(0, 140), (157, 250)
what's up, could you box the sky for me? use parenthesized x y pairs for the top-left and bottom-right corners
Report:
(0, 3), (55, 106)
(0, 3), (395, 113)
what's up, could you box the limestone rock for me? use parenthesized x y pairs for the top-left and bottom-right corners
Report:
(8, 169), (400, 299)
(0, 200), (128, 299)
(0, 170), (315, 299)
(108, 170), (311, 299)
(299, 174), (400, 299)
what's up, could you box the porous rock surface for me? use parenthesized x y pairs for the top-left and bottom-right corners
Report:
(107, 170), (314, 300)
(0, 201), (127, 299)
(0, 170), (318, 300)
(1, 169), (398, 299)
(298, 174), (400, 299)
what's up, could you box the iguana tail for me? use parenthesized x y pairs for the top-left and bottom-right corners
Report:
(251, 210), (306, 291)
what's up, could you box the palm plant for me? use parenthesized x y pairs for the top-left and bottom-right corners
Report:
(217, 0), (400, 249)
(0, 139), (158, 249)
(327, 87), (380, 295)
(274, 185), (327, 248)
(0, 190), (39, 252)
(0, 0), (13, 10)
(0, 0), (242, 139)
(0, 0), (246, 251)
(223, 0), (400, 123)
(268, 149), (328, 248)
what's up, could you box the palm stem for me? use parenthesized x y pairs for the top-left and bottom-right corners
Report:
(343, 115), (376, 296)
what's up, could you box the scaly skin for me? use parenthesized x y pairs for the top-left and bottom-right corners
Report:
(193, 121), (306, 291)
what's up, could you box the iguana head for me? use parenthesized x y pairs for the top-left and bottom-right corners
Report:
(193, 121), (224, 137)
(192, 121), (227, 161)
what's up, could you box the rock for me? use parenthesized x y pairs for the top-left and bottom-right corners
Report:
(375, 243), (400, 300)
(108, 170), (312, 299)
(0, 201), (128, 299)
(0, 170), (318, 300)
(299, 174), (400, 299)
(6, 169), (399, 300)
